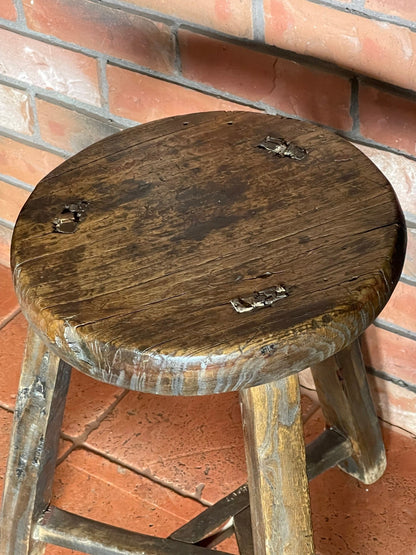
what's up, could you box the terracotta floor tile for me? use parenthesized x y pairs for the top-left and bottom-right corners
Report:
(0, 408), (14, 499)
(0, 265), (19, 328)
(83, 391), (324, 505)
(52, 448), (204, 536)
(0, 312), (27, 410)
(304, 410), (416, 554)
(45, 546), (77, 554)
(215, 536), (239, 554)
(85, 390), (247, 504)
(62, 370), (124, 440)
(48, 448), (239, 555)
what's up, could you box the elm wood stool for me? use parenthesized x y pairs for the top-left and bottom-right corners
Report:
(0, 111), (406, 555)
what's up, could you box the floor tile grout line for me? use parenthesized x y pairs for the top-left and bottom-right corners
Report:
(75, 442), (212, 507)
(378, 416), (416, 439)
(0, 308), (21, 331)
(56, 440), (76, 466)
(60, 388), (130, 448)
(55, 388), (131, 467)
(301, 384), (416, 437)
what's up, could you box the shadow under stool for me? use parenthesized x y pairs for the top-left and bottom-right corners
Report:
(0, 112), (406, 554)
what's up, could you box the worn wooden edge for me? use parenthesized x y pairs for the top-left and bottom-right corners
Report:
(33, 506), (232, 555)
(170, 428), (351, 545)
(10, 111), (407, 396)
(17, 282), (397, 396)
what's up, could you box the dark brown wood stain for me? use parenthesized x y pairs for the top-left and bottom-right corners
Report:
(11, 111), (406, 395)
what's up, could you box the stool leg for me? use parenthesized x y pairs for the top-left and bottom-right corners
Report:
(310, 337), (386, 484)
(239, 375), (314, 555)
(0, 327), (71, 555)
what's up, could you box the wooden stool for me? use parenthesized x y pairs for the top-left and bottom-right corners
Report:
(0, 112), (406, 554)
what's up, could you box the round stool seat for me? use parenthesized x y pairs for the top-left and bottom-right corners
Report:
(11, 112), (405, 395)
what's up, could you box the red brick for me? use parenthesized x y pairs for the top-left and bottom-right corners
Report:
(179, 32), (276, 102)
(355, 143), (416, 217)
(107, 65), (255, 123)
(365, 0), (416, 22)
(403, 227), (416, 281)
(0, 28), (101, 106)
(0, 0), (17, 20)
(179, 31), (352, 129)
(0, 266), (19, 330)
(368, 374), (416, 434)
(270, 58), (352, 130)
(0, 137), (64, 186)
(128, 0), (253, 38)
(36, 99), (120, 153)
(378, 281), (416, 334)
(359, 85), (416, 157)
(362, 325), (416, 384)
(0, 180), (30, 225)
(24, 0), (175, 74)
(0, 84), (34, 135)
(0, 226), (12, 267)
(264, 0), (416, 93)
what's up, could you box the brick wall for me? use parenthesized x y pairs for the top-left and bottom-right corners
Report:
(0, 0), (415, 433)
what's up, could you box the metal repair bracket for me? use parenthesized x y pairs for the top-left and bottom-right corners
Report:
(258, 136), (307, 161)
(230, 285), (288, 313)
(52, 201), (89, 234)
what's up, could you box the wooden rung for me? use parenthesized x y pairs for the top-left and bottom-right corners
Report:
(306, 426), (353, 480)
(234, 507), (254, 555)
(171, 428), (352, 545)
(196, 523), (234, 549)
(34, 506), (232, 555)
(170, 484), (248, 544)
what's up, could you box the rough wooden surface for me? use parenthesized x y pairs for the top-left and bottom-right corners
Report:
(240, 376), (314, 555)
(311, 338), (387, 484)
(0, 327), (71, 555)
(234, 508), (254, 555)
(11, 111), (406, 394)
(170, 427), (351, 546)
(34, 506), (231, 555)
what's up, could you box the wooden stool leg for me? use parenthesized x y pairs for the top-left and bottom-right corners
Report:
(239, 375), (314, 555)
(0, 327), (71, 555)
(310, 337), (386, 484)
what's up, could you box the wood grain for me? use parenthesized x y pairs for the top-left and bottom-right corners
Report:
(311, 338), (386, 483)
(11, 112), (406, 394)
(34, 506), (232, 554)
(0, 327), (71, 555)
(240, 376), (314, 554)
(170, 428), (352, 546)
